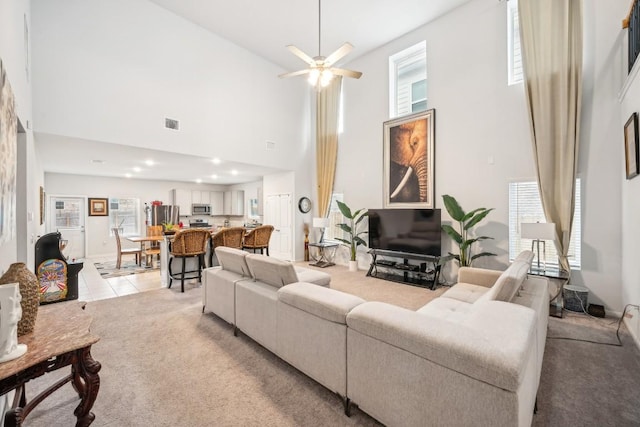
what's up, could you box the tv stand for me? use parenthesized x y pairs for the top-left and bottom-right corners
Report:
(367, 249), (441, 290)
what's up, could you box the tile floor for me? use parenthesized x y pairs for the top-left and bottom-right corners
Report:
(78, 256), (168, 302)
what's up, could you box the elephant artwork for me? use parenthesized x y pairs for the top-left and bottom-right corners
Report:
(383, 109), (435, 209)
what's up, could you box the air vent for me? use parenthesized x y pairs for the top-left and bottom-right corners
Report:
(265, 141), (276, 150)
(165, 118), (180, 130)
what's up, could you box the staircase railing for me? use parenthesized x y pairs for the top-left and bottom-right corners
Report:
(623, 0), (640, 72)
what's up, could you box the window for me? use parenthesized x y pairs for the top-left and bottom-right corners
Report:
(109, 197), (140, 237)
(389, 41), (427, 118)
(323, 193), (345, 242)
(508, 0), (523, 85)
(508, 179), (581, 269)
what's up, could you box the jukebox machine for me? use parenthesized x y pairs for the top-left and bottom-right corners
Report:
(34, 232), (83, 304)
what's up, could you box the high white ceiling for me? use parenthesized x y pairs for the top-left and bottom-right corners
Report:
(40, 0), (473, 185)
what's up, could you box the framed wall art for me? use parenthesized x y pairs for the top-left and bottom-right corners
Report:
(624, 112), (639, 180)
(0, 59), (17, 244)
(88, 198), (109, 216)
(383, 109), (435, 208)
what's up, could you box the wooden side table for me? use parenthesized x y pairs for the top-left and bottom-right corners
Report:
(0, 301), (101, 426)
(528, 267), (570, 318)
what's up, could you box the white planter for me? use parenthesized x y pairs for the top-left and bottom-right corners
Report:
(348, 260), (358, 272)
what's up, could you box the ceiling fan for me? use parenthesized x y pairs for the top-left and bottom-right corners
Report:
(278, 0), (363, 88)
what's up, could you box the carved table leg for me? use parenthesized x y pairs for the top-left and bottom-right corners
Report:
(72, 346), (101, 427)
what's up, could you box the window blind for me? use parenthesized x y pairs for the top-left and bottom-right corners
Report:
(508, 179), (581, 268)
(508, 0), (523, 85)
(109, 198), (140, 237)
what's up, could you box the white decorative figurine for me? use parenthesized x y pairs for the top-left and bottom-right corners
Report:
(0, 283), (27, 363)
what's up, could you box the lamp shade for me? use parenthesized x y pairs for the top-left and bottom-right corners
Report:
(521, 222), (556, 240)
(313, 217), (330, 228)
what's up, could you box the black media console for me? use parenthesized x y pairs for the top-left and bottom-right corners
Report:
(366, 248), (441, 290)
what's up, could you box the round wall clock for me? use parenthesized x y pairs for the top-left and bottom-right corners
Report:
(298, 197), (312, 213)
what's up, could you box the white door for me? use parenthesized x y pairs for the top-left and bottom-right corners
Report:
(265, 194), (292, 260)
(48, 196), (86, 260)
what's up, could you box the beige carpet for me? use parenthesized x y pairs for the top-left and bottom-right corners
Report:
(20, 266), (640, 426)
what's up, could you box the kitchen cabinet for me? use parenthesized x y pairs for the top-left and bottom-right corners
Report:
(210, 191), (224, 216)
(223, 190), (244, 216)
(171, 189), (191, 216)
(191, 191), (211, 205)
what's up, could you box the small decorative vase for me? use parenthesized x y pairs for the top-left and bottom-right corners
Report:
(348, 260), (358, 272)
(0, 263), (39, 336)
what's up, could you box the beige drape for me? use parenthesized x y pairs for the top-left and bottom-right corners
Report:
(316, 76), (343, 217)
(519, 0), (583, 272)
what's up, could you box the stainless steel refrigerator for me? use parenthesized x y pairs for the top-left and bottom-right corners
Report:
(151, 205), (180, 226)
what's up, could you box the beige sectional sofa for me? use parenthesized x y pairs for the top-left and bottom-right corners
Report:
(202, 248), (549, 427)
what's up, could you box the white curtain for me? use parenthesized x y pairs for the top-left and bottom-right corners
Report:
(519, 0), (583, 272)
(316, 76), (343, 217)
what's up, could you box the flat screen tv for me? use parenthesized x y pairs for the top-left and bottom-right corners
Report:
(368, 209), (441, 256)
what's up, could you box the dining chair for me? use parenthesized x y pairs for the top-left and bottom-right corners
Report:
(142, 225), (163, 267)
(209, 227), (246, 266)
(242, 225), (274, 255)
(112, 227), (141, 269)
(168, 228), (210, 292)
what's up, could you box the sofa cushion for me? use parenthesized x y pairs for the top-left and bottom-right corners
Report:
(294, 266), (331, 287)
(495, 261), (531, 302)
(245, 255), (331, 288)
(245, 254), (293, 288)
(215, 247), (250, 276)
(440, 282), (491, 303)
(278, 282), (364, 324)
(417, 297), (474, 322)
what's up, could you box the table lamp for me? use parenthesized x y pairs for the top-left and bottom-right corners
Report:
(521, 222), (556, 272)
(313, 217), (330, 243)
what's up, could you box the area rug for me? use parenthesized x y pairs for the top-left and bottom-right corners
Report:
(93, 260), (159, 278)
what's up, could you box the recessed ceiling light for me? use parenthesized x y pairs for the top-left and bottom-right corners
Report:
(231, 169), (238, 176)
(91, 159), (105, 164)
(125, 173), (132, 178)
(145, 160), (154, 166)
(196, 179), (202, 184)
(133, 167), (142, 172)
(212, 158), (221, 165)
(211, 174), (218, 179)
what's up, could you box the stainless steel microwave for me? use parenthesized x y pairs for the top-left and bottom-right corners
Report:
(192, 204), (211, 215)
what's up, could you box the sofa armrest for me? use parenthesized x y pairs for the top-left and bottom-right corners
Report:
(346, 301), (536, 392)
(458, 267), (503, 288)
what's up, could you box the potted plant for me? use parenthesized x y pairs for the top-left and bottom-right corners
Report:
(335, 201), (368, 272)
(441, 194), (495, 267)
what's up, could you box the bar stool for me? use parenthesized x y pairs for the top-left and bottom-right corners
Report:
(168, 229), (209, 292)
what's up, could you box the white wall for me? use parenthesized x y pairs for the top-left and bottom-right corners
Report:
(0, 0), (44, 274)
(620, 31), (640, 343)
(338, 0), (626, 311)
(30, 0), (309, 172)
(45, 172), (232, 257)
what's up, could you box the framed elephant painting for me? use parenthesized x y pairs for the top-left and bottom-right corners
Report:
(383, 109), (435, 209)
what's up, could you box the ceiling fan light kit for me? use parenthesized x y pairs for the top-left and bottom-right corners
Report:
(279, 0), (362, 90)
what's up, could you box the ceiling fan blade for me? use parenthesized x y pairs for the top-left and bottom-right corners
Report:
(278, 69), (312, 79)
(330, 67), (363, 79)
(324, 42), (353, 66)
(286, 45), (315, 65)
